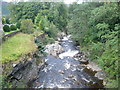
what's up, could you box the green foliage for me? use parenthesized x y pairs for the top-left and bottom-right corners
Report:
(35, 38), (45, 54)
(44, 35), (55, 45)
(68, 2), (119, 88)
(3, 25), (10, 32)
(52, 3), (68, 31)
(35, 14), (58, 40)
(39, 19), (44, 31)
(8, 2), (51, 22)
(2, 17), (6, 24)
(10, 25), (17, 31)
(6, 18), (11, 24)
(35, 10), (49, 26)
(48, 22), (58, 38)
(16, 21), (21, 29)
(0, 76), (12, 88)
(20, 19), (35, 34)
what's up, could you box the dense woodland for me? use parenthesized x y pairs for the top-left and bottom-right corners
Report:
(68, 2), (119, 88)
(1, 1), (119, 88)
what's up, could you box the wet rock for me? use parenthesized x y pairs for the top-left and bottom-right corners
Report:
(12, 64), (17, 67)
(83, 67), (97, 76)
(74, 80), (80, 85)
(58, 70), (65, 74)
(68, 75), (74, 78)
(6, 57), (41, 88)
(45, 41), (64, 57)
(61, 80), (66, 83)
(80, 59), (89, 65)
(86, 61), (102, 71)
(95, 71), (106, 80)
(90, 80), (104, 88)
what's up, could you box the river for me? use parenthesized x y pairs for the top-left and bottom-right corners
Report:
(32, 35), (104, 88)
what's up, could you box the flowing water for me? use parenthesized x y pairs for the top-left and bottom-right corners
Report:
(32, 35), (104, 88)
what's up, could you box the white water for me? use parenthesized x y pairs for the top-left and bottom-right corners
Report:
(59, 50), (79, 59)
(59, 35), (79, 59)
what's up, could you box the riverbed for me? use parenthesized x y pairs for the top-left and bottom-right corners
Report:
(32, 35), (104, 88)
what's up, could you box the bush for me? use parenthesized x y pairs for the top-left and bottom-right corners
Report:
(34, 38), (45, 54)
(10, 25), (17, 31)
(20, 19), (35, 34)
(48, 23), (58, 39)
(3, 25), (10, 32)
(6, 18), (10, 24)
(16, 22), (21, 29)
(43, 35), (54, 45)
(2, 17), (6, 24)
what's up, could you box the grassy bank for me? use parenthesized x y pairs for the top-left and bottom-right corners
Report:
(0, 33), (37, 63)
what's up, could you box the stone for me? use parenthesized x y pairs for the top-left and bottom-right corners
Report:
(95, 71), (106, 80)
(58, 70), (64, 74)
(80, 59), (89, 65)
(68, 75), (74, 78)
(74, 80), (80, 85)
(83, 67), (97, 76)
(45, 42), (64, 57)
(12, 64), (17, 67)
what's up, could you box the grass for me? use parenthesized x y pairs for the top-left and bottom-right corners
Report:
(0, 33), (37, 63)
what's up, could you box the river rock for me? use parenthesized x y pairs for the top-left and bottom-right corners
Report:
(83, 67), (97, 76)
(12, 64), (17, 67)
(95, 71), (106, 80)
(80, 59), (89, 65)
(58, 70), (64, 74)
(45, 41), (64, 57)
(68, 75), (74, 78)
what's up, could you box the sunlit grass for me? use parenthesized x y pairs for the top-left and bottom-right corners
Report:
(0, 33), (37, 63)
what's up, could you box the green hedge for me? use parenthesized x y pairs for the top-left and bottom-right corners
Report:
(10, 25), (17, 31)
(3, 25), (10, 32)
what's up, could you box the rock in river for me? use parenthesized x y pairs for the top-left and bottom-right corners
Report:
(45, 41), (64, 57)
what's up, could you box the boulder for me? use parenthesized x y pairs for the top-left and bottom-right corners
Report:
(45, 41), (64, 57)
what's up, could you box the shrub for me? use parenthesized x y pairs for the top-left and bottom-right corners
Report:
(20, 19), (35, 34)
(34, 38), (45, 54)
(2, 17), (6, 24)
(10, 25), (17, 31)
(3, 25), (10, 32)
(6, 18), (10, 24)
(47, 23), (58, 39)
(43, 35), (54, 45)
(16, 22), (21, 29)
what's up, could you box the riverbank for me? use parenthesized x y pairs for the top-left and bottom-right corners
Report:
(1, 32), (46, 88)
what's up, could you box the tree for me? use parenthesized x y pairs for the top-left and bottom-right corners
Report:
(16, 21), (21, 29)
(2, 17), (6, 24)
(6, 18), (10, 24)
(52, 3), (68, 32)
(68, 2), (119, 88)
(20, 19), (34, 34)
(8, 2), (51, 22)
